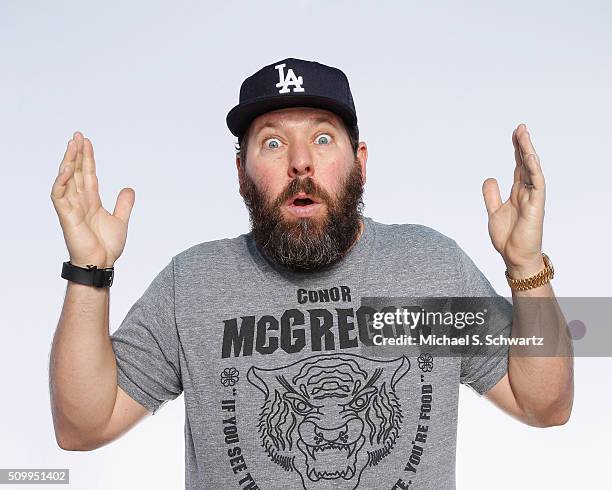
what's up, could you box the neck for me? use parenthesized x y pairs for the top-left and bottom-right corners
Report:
(344, 217), (364, 254)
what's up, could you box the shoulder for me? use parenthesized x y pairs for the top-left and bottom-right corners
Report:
(367, 218), (494, 295)
(368, 218), (459, 254)
(170, 233), (251, 276)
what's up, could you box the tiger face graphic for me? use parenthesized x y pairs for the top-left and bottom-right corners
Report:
(247, 353), (410, 490)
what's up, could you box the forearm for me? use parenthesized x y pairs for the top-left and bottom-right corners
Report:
(506, 280), (574, 426)
(49, 281), (118, 446)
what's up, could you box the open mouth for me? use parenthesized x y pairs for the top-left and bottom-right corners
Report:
(304, 441), (359, 460)
(293, 197), (315, 206)
(286, 192), (321, 206)
(297, 436), (366, 482)
(284, 193), (323, 217)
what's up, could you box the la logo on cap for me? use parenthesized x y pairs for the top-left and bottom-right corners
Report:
(275, 63), (305, 94)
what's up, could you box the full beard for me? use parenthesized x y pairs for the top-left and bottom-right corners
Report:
(240, 161), (365, 272)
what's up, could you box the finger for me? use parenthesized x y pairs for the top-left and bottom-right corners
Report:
(482, 178), (502, 217)
(59, 136), (76, 167)
(520, 158), (533, 187)
(517, 124), (537, 166)
(51, 164), (75, 216)
(113, 187), (136, 225)
(522, 151), (544, 187)
(73, 131), (85, 192)
(517, 127), (544, 187)
(522, 152), (546, 207)
(517, 123), (536, 153)
(60, 138), (78, 197)
(82, 137), (99, 193)
(512, 129), (522, 184)
(513, 164), (522, 185)
(514, 125), (535, 186)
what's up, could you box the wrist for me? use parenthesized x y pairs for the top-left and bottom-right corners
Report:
(62, 260), (115, 288)
(505, 256), (545, 280)
(504, 252), (554, 292)
(69, 260), (114, 269)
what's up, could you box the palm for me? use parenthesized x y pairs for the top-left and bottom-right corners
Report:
(64, 201), (129, 266)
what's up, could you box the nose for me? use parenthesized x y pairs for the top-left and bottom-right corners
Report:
(287, 139), (314, 178)
(317, 425), (350, 444)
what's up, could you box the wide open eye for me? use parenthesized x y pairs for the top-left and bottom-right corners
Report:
(264, 137), (281, 149)
(284, 393), (316, 416)
(347, 387), (377, 412)
(315, 134), (332, 145)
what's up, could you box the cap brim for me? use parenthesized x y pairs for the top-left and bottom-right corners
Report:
(226, 94), (357, 138)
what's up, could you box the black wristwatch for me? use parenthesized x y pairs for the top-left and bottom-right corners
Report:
(61, 261), (114, 288)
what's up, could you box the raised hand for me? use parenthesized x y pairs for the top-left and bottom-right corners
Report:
(50, 131), (135, 269)
(482, 123), (546, 278)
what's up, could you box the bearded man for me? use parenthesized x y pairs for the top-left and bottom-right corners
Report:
(50, 57), (573, 490)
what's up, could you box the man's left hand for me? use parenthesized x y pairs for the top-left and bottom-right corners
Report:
(482, 123), (546, 278)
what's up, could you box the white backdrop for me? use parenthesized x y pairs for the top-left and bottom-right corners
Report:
(1, 1), (610, 488)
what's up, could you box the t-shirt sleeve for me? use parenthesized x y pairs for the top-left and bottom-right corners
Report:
(110, 258), (183, 414)
(452, 241), (513, 396)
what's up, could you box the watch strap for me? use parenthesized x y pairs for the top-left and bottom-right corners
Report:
(61, 261), (114, 288)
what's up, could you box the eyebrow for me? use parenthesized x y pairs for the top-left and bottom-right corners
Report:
(254, 116), (339, 135)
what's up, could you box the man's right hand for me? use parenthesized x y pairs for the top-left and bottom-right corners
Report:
(50, 131), (135, 268)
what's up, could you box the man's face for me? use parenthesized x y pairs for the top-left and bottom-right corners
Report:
(236, 107), (368, 271)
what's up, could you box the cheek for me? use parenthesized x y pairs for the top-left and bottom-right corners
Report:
(317, 159), (353, 194)
(246, 162), (286, 197)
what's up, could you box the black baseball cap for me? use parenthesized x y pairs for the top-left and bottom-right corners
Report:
(226, 57), (358, 140)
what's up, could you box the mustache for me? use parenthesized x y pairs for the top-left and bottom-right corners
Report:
(272, 177), (332, 208)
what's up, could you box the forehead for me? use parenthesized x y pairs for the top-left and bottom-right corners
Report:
(249, 107), (344, 135)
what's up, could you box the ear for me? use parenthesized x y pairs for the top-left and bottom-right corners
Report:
(236, 154), (243, 173)
(356, 141), (368, 185)
(236, 155), (245, 198)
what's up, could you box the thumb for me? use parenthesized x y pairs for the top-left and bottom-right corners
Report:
(113, 187), (135, 225)
(482, 178), (502, 217)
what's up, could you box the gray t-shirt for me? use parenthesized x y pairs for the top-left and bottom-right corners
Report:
(110, 216), (512, 489)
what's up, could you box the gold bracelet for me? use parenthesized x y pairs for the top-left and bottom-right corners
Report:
(505, 253), (554, 291)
